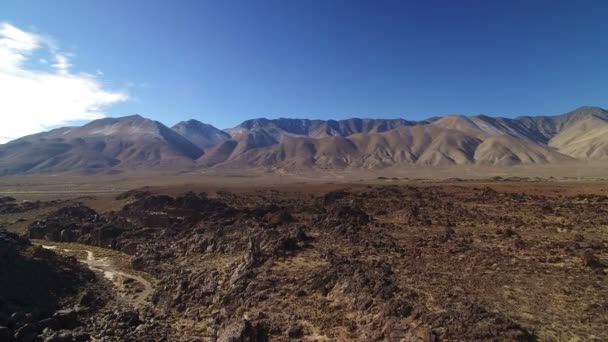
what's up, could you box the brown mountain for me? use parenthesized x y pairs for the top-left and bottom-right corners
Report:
(517, 106), (608, 160)
(549, 115), (608, 160)
(1, 107), (606, 175)
(517, 106), (608, 142)
(0, 115), (202, 175)
(210, 106), (605, 170)
(217, 124), (572, 170)
(202, 118), (416, 166)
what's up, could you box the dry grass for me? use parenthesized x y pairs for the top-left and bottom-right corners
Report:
(30, 239), (154, 283)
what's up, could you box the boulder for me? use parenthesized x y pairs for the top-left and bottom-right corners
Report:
(13, 323), (38, 342)
(43, 331), (73, 342)
(7, 312), (25, 330)
(72, 332), (90, 342)
(52, 311), (78, 330)
(218, 320), (266, 342)
(286, 324), (303, 338)
(37, 318), (60, 332)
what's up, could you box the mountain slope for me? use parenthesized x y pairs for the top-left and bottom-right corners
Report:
(430, 114), (559, 143)
(206, 118), (416, 166)
(474, 136), (574, 166)
(216, 124), (573, 170)
(0, 115), (203, 175)
(171, 119), (231, 149)
(549, 115), (608, 160)
(515, 106), (608, 142)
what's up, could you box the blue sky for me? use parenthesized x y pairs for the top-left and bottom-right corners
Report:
(1, 0), (608, 140)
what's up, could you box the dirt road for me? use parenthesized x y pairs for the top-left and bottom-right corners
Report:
(40, 243), (153, 308)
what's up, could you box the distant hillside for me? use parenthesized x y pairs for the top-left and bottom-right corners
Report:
(1, 107), (607, 175)
(217, 124), (572, 170)
(0, 115), (202, 175)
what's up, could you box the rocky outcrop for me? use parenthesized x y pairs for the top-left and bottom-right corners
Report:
(28, 206), (134, 250)
(0, 229), (98, 342)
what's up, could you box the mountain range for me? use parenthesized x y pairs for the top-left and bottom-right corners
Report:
(1, 106), (607, 175)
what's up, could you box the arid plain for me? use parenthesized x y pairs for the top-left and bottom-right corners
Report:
(1, 169), (607, 341)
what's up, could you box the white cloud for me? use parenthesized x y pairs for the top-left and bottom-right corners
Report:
(0, 23), (128, 143)
(51, 53), (71, 74)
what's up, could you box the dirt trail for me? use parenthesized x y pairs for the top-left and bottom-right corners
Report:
(40, 244), (153, 308)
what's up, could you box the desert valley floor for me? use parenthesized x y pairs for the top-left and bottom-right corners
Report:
(1, 171), (607, 341)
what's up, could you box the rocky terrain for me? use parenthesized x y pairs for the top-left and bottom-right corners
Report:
(1, 106), (608, 175)
(0, 220), (168, 342)
(2, 180), (607, 340)
(0, 228), (101, 342)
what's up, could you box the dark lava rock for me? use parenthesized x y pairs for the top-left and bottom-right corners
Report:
(0, 326), (14, 342)
(43, 331), (73, 342)
(581, 251), (604, 269)
(286, 324), (303, 338)
(120, 192), (233, 229)
(317, 205), (371, 235)
(115, 188), (152, 201)
(265, 211), (294, 227)
(384, 298), (414, 318)
(218, 320), (267, 342)
(7, 313), (25, 330)
(72, 332), (90, 342)
(13, 323), (38, 342)
(0, 230), (92, 322)
(77, 291), (101, 308)
(37, 318), (60, 332)
(28, 206), (100, 241)
(0, 197), (16, 203)
(27, 205), (137, 250)
(116, 311), (141, 327)
(52, 311), (78, 330)
(321, 191), (349, 205)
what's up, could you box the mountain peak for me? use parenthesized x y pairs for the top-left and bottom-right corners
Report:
(171, 119), (230, 149)
(107, 114), (147, 123)
(78, 114), (163, 136)
(184, 119), (203, 125)
(175, 119), (217, 129)
(562, 106), (608, 121)
(573, 106), (606, 112)
(123, 114), (145, 119)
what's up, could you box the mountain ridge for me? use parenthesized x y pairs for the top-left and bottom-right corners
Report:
(1, 106), (606, 175)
